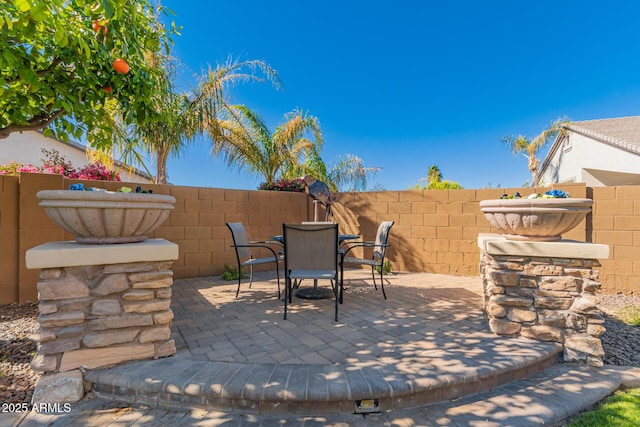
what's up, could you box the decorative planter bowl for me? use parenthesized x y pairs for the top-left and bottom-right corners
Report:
(480, 198), (593, 241)
(37, 190), (176, 244)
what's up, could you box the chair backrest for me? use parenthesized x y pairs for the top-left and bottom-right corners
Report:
(226, 222), (252, 261)
(283, 223), (338, 272)
(373, 221), (395, 260)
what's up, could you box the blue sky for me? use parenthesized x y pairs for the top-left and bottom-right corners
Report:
(162, 0), (640, 190)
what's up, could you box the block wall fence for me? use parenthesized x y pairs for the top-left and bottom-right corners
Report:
(1, 173), (638, 304)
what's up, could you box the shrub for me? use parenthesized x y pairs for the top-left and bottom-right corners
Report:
(0, 149), (120, 181)
(258, 178), (305, 192)
(222, 264), (246, 281)
(375, 260), (393, 275)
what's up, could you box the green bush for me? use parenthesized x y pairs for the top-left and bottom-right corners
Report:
(221, 264), (246, 281)
(375, 260), (392, 275)
(620, 305), (640, 326)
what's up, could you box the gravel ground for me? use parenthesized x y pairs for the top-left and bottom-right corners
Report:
(1, 295), (638, 405)
(0, 303), (40, 405)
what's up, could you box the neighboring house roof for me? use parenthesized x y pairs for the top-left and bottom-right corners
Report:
(564, 116), (640, 155)
(538, 116), (640, 186)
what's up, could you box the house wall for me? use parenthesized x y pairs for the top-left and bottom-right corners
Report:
(540, 132), (640, 186)
(0, 131), (152, 184)
(2, 174), (638, 304)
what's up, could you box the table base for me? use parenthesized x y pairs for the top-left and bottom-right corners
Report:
(295, 287), (335, 300)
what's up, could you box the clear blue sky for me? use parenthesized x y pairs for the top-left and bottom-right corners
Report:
(162, 0), (640, 190)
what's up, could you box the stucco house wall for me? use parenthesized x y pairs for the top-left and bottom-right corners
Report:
(538, 116), (640, 186)
(0, 130), (153, 184)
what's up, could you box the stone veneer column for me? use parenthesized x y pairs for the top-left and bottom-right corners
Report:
(25, 238), (179, 403)
(478, 234), (610, 367)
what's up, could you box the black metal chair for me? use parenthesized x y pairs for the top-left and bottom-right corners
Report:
(340, 221), (394, 300)
(282, 223), (340, 321)
(226, 222), (283, 299)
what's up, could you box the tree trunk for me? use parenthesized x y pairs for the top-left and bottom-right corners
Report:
(156, 151), (168, 184)
(528, 156), (540, 187)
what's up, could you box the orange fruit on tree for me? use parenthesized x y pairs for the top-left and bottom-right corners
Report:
(92, 20), (108, 35)
(92, 21), (108, 35)
(102, 86), (112, 94)
(113, 58), (130, 74)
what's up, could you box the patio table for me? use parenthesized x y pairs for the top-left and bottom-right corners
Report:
(273, 233), (359, 299)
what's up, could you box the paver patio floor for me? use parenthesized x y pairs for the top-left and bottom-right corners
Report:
(171, 270), (492, 365)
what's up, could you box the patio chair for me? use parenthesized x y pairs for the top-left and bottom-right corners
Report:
(340, 221), (394, 300)
(226, 222), (283, 299)
(282, 223), (340, 321)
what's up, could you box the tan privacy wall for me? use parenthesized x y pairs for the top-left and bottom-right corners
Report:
(2, 174), (638, 303)
(331, 184), (590, 278)
(590, 186), (640, 295)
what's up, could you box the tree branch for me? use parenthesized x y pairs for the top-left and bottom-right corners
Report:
(5, 59), (63, 84)
(0, 108), (66, 139)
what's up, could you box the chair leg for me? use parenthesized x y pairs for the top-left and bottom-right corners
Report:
(235, 261), (242, 298)
(284, 277), (289, 320)
(248, 265), (254, 289)
(275, 263), (281, 300)
(332, 279), (339, 321)
(371, 266), (378, 290)
(339, 257), (344, 304)
(379, 259), (387, 300)
(289, 279), (295, 303)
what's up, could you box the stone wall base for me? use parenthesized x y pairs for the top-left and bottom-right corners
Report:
(478, 234), (609, 367)
(26, 239), (179, 403)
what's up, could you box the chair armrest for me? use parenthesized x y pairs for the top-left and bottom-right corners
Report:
(250, 240), (284, 248)
(231, 242), (283, 258)
(341, 241), (390, 257)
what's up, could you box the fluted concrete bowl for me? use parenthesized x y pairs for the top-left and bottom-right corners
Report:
(480, 198), (592, 241)
(37, 190), (176, 244)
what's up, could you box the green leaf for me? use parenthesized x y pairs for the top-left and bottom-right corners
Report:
(53, 25), (67, 47)
(13, 0), (32, 13)
(29, 2), (48, 22)
(102, 0), (114, 18)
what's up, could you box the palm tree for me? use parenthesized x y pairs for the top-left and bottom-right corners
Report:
(411, 165), (462, 190)
(98, 56), (281, 184)
(209, 106), (323, 185)
(327, 154), (381, 192)
(427, 165), (442, 185)
(502, 118), (569, 186)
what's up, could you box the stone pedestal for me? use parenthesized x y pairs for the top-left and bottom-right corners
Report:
(26, 239), (179, 403)
(478, 234), (610, 367)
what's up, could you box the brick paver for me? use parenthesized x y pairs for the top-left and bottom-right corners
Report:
(9, 271), (640, 426)
(171, 270), (486, 365)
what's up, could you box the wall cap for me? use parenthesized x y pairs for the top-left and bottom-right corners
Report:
(477, 233), (610, 260)
(26, 239), (179, 269)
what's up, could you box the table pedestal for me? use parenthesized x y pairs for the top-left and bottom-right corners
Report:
(296, 281), (334, 299)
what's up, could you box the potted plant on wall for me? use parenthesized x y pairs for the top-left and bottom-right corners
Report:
(480, 190), (592, 242)
(37, 184), (175, 244)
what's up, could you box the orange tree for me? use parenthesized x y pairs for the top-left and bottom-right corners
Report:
(0, 0), (175, 149)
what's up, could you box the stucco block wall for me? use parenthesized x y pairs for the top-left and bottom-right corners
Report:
(0, 176), (20, 304)
(333, 184), (589, 278)
(159, 185), (310, 279)
(2, 173), (638, 303)
(591, 186), (640, 293)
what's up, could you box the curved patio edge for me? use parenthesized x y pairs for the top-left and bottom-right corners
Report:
(84, 340), (563, 415)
